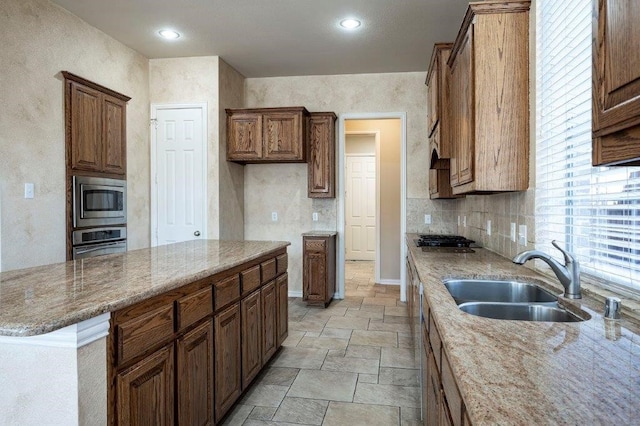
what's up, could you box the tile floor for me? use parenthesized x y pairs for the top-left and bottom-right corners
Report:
(222, 260), (421, 426)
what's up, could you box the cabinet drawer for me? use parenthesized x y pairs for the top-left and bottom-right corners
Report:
(214, 275), (240, 311)
(241, 265), (261, 296)
(442, 351), (463, 426)
(261, 258), (277, 283)
(304, 239), (326, 252)
(117, 303), (174, 365)
(276, 254), (288, 276)
(176, 286), (212, 331)
(428, 313), (442, 371)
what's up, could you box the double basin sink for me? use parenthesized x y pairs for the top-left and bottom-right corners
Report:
(443, 279), (586, 322)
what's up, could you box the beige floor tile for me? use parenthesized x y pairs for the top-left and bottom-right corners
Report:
(358, 373), (378, 384)
(325, 315), (370, 330)
(322, 402), (399, 426)
(362, 297), (398, 306)
(287, 369), (357, 402)
(350, 289), (379, 298)
(400, 407), (421, 422)
(344, 308), (384, 320)
(321, 327), (352, 339)
(331, 298), (363, 308)
(270, 347), (327, 369)
(240, 384), (289, 407)
(322, 355), (380, 374)
(385, 306), (409, 317)
(327, 348), (346, 357)
(243, 420), (304, 425)
(353, 383), (420, 408)
(289, 319), (327, 333)
(351, 304), (386, 313)
(368, 321), (411, 333)
(378, 367), (419, 387)
(298, 336), (349, 351)
(380, 347), (417, 369)
(255, 367), (300, 387)
(398, 334), (414, 349)
(304, 306), (348, 320)
(350, 329), (398, 347)
(272, 397), (329, 425)
(220, 403), (254, 425)
(282, 330), (306, 347)
(305, 331), (322, 338)
(384, 316), (411, 325)
(344, 344), (381, 360)
(248, 406), (277, 421)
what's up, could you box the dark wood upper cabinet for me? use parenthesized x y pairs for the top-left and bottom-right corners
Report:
(308, 112), (337, 198)
(226, 107), (309, 163)
(63, 71), (130, 177)
(593, 0), (640, 166)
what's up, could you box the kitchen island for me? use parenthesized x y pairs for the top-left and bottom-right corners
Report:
(0, 239), (289, 425)
(407, 234), (640, 424)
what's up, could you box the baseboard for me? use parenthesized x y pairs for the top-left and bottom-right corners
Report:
(377, 279), (400, 285)
(288, 290), (303, 298)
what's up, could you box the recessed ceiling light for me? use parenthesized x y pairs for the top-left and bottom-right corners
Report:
(158, 29), (180, 40)
(339, 18), (361, 30)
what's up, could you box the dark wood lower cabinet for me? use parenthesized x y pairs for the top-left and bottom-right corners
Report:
(214, 303), (242, 423)
(276, 273), (289, 346)
(241, 290), (262, 389)
(262, 281), (278, 361)
(177, 320), (214, 426)
(117, 343), (174, 426)
(302, 234), (336, 307)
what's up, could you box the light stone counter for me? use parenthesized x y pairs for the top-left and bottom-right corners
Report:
(0, 239), (290, 337)
(407, 234), (640, 424)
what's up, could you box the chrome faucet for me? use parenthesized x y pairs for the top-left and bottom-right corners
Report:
(512, 241), (581, 299)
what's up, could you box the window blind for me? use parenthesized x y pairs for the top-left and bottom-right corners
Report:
(536, 0), (640, 294)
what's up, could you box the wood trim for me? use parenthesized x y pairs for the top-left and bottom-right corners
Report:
(225, 106), (308, 116)
(61, 71), (131, 102)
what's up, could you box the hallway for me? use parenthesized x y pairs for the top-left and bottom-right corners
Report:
(222, 260), (420, 425)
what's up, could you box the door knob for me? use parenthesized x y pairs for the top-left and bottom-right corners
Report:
(194, 231), (201, 237)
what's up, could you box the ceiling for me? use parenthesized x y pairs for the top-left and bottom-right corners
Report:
(50, 0), (471, 78)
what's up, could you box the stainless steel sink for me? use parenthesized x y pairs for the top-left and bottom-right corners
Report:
(443, 279), (558, 304)
(458, 302), (583, 322)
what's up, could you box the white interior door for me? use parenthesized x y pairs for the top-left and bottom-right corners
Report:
(345, 155), (376, 260)
(153, 105), (206, 246)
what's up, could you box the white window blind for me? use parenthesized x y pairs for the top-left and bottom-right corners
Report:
(536, 0), (640, 295)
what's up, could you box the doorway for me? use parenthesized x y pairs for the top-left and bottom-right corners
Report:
(150, 103), (208, 247)
(338, 114), (407, 302)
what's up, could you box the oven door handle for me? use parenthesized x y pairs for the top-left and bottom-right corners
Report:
(74, 241), (125, 255)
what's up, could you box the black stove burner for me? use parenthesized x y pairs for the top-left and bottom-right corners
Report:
(416, 234), (475, 248)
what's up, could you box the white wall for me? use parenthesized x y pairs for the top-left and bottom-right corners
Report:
(0, 0), (150, 271)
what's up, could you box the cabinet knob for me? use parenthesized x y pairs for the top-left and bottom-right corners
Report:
(194, 231), (201, 237)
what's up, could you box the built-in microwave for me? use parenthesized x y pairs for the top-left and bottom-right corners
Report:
(73, 176), (127, 228)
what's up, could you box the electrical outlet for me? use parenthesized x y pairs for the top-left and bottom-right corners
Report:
(271, 212), (278, 221)
(24, 183), (34, 199)
(463, 216), (467, 228)
(424, 214), (432, 225)
(510, 222), (517, 242)
(519, 224), (527, 245)
(487, 220), (492, 236)
(312, 212), (318, 221)
(457, 216), (461, 226)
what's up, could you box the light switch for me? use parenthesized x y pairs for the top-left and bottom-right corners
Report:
(24, 183), (34, 199)
(463, 216), (467, 228)
(312, 212), (319, 221)
(519, 224), (527, 245)
(510, 223), (517, 242)
(424, 214), (432, 225)
(487, 220), (492, 236)
(271, 212), (278, 221)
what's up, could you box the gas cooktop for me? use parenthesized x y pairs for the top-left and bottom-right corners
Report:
(415, 234), (476, 252)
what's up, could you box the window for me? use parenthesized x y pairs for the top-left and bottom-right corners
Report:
(536, 0), (640, 295)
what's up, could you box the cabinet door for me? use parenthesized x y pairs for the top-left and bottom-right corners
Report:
(426, 346), (441, 426)
(263, 112), (305, 161)
(262, 280), (278, 361)
(102, 95), (127, 175)
(117, 344), (174, 426)
(450, 27), (474, 187)
(241, 290), (262, 389)
(177, 320), (214, 426)
(303, 239), (327, 302)
(276, 273), (289, 347)
(308, 113), (336, 198)
(593, 0), (640, 165)
(214, 303), (242, 422)
(427, 60), (439, 137)
(69, 81), (102, 172)
(227, 113), (263, 161)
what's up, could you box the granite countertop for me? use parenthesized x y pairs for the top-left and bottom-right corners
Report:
(407, 234), (640, 424)
(0, 239), (290, 337)
(302, 231), (338, 236)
